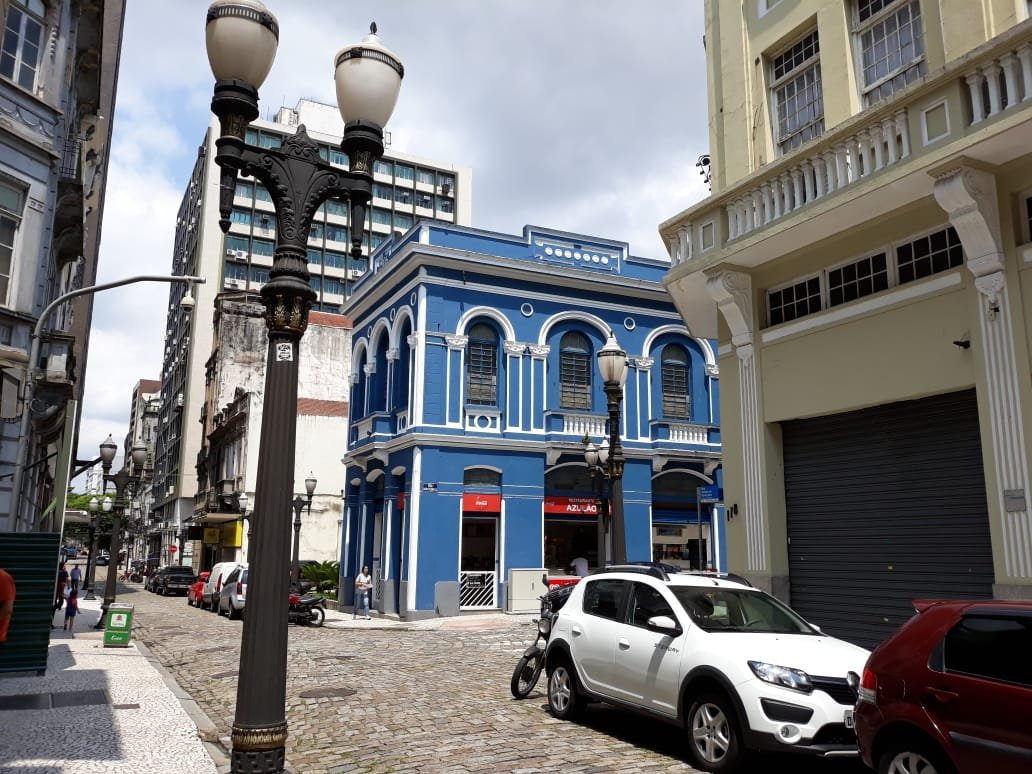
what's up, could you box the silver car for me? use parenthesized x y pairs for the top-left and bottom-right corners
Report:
(218, 565), (248, 620)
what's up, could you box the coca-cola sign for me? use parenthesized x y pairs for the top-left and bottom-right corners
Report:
(462, 493), (501, 512)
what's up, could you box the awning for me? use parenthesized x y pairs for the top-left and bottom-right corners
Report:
(189, 511), (241, 525)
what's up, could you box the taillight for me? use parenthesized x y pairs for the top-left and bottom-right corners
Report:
(858, 667), (878, 704)
(236, 581), (243, 594)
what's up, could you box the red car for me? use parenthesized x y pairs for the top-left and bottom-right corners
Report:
(855, 599), (1032, 774)
(187, 571), (210, 607)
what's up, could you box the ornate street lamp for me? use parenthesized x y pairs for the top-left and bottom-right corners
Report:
(596, 332), (628, 565)
(93, 436), (148, 629)
(291, 473), (317, 588)
(84, 496), (102, 600)
(204, 4), (402, 771)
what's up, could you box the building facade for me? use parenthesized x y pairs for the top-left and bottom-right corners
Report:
(151, 98), (472, 554)
(342, 223), (722, 619)
(0, 0), (124, 532)
(124, 378), (158, 565)
(661, 0), (1032, 647)
(190, 293), (349, 572)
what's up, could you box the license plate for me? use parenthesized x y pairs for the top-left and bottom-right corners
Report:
(844, 709), (854, 729)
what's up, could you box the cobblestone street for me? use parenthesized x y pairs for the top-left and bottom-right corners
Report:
(108, 572), (868, 774)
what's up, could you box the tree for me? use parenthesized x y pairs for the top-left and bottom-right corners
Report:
(301, 561), (340, 593)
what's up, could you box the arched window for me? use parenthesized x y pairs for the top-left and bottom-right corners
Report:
(560, 331), (591, 410)
(662, 343), (690, 418)
(466, 322), (498, 406)
(464, 467), (501, 487)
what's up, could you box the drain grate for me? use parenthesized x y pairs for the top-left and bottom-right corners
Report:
(298, 687), (356, 699)
(0, 689), (110, 711)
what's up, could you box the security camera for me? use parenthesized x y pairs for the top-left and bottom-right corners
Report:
(180, 291), (196, 311)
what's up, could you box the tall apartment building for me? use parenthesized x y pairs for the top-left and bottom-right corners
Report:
(0, 0), (125, 532)
(151, 99), (472, 551)
(123, 378), (158, 564)
(661, 1), (1032, 647)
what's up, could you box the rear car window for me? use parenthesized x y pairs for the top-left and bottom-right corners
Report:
(944, 614), (1032, 687)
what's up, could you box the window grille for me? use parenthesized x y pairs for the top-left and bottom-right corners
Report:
(897, 227), (962, 284)
(768, 276), (822, 326)
(771, 30), (824, 154)
(828, 253), (889, 307)
(855, 0), (926, 106)
(467, 323), (497, 406)
(560, 332), (592, 410)
(661, 345), (690, 419)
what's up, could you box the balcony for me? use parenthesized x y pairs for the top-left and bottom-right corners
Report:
(662, 22), (1032, 314)
(650, 420), (720, 446)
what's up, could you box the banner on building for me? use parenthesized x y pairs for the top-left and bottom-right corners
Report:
(462, 493), (501, 512)
(221, 520), (242, 548)
(203, 527), (221, 544)
(544, 496), (601, 515)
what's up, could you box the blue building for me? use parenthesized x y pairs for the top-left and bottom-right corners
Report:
(341, 223), (723, 618)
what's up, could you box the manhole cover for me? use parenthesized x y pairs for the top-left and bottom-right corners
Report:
(298, 687), (356, 699)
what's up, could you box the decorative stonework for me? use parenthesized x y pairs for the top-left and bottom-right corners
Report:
(931, 164), (1004, 279)
(445, 334), (468, 350)
(231, 721), (288, 750)
(631, 357), (654, 370)
(527, 345), (550, 359)
(385, 348), (400, 361)
(706, 363), (720, 377)
(363, 363), (376, 376)
(406, 333), (420, 348)
(705, 269), (754, 358)
(503, 341), (526, 356)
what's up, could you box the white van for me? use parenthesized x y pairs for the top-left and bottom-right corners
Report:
(202, 562), (242, 612)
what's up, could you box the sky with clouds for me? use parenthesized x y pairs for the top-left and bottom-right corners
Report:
(76, 0), (710, 465)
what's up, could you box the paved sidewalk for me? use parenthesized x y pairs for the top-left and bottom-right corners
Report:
(0, 592), (222, 774)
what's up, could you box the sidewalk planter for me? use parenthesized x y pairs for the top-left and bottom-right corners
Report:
(102, 603), (134, 648)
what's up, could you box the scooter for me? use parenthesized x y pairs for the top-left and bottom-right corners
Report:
(288, 592), (326, 627)
(510, 580), (578, 698)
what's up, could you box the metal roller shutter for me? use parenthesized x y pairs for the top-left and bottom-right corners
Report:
(782, 389), (994, 649)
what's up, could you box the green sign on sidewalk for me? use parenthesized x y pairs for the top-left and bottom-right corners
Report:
(102, 603), (134, 647)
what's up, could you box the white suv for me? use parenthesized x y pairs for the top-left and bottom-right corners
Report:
(544, 565), (869, 772)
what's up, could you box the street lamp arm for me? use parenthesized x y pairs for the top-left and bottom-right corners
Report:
(10, 273), (205, 532)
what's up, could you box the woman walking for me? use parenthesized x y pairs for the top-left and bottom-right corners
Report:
(353, 565), (372, 620)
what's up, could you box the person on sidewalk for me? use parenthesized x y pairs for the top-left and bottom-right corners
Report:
(63, 588), (78, 632)
(70, 564), (81, 593)
(0, 567), (14, 644)
(55, 562), (68, 610)
(354, 565), (372, 620)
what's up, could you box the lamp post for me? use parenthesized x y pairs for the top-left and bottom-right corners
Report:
(237, 491), (251, 560)
(204, 4), (403, 771)
(596, 332), (628, 565)
(290, 473), (317, 588)
(84, 496), (101, 599)
(583, 437), (612, 570)
(93, 436), (148, 629)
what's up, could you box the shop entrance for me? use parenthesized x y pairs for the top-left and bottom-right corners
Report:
(459, 515), (498, 608)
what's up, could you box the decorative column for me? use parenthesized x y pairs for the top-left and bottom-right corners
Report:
(933, 163), (1032, 592)
(527, 344), (550, 431)
(503, 340), (526, 431)
(444, 334), (467, 427)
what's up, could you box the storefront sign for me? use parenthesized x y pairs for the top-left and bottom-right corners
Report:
(462, 493), (501, 512)
(544, 496), (601, 515)
(203, 527), (221, 544)
(221, 520), (242, 548)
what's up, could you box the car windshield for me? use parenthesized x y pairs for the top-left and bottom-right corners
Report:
(670, 587), (817, 635)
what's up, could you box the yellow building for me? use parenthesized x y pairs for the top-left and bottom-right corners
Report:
(661, 0), (1032, 646)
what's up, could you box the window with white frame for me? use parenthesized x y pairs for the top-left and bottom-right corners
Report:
(661, 344), (691, 419)
(767, 275), (821, 326)
(854, 0), (926, 106)
(559, 331), (592, 410)
(0, 1), (45, 91)
(828, 252), (889, 307)
(466, 322), (498, 406)
(0, 181), (25, 307)
(770, 29), (825, 155)
(896, 226), (962, 284)
(1023, 195), (1032, 244)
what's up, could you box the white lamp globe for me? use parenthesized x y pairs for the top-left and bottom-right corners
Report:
(205, 0), (279, 87)
(334, 23), (404, 128)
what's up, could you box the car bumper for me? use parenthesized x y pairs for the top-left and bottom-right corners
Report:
(739, 682), (859, 756)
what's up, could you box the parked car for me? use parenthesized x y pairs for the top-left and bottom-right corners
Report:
(188, 571), (210, 607)
(202, 562), (243, 612)
(856, 599), (1032, 774)
(218, 565), (249, 619)
(94, 552), (110, 566)
(544, 564), (869, 772)
(155, 566), (197, 596)
(146, 565), (193, 593)
(61, 546), (79, 560)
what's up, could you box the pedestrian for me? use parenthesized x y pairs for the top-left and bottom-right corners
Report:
(0, 566), (14, 644)
(63, 588), (78, 631)
(569, 553), (589, 578)
(353, 565), (372, 620)
(70, 564), (81, 593)
(55, 562), (68, 611)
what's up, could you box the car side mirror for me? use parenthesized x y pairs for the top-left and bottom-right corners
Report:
(811, 624), (822, 633)
(647, 615), (682, 636)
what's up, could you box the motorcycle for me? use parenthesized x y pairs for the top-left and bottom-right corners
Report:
(288, 592), (326, 627)
(510, 580), (578, 699)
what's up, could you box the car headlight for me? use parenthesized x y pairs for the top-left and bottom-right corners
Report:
(748, 660), (812, 693)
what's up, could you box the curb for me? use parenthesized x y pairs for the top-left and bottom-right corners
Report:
(135, 639), (231, 772)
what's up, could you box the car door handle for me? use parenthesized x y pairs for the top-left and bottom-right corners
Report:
(571, 625), (582, 637)
(618, 638), (630, 650)
(925, 686), (959, 703)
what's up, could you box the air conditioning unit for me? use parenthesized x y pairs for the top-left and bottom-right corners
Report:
(226, 248), (235, 256)
(226, 279), (241, 289)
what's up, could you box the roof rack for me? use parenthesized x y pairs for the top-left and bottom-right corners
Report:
(602, 564), (670, 581)
(682, 570), (754, 588)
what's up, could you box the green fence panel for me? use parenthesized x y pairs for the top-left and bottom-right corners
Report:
(0, 531), (61, 674)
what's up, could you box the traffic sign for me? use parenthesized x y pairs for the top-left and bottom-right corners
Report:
(697, 485), (723, 504)
(169, 545), (177, 554)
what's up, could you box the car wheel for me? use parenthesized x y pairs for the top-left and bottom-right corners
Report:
(686, 692), (744, 773)
(878, 739), (956, 774)
(546, 659), (584, 720)
(228, 604), (241, 620)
